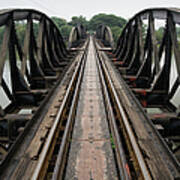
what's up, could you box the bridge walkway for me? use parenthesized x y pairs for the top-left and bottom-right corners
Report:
(64, 37), (118, 180)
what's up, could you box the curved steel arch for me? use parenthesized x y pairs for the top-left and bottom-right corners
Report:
(0, 8), (82, 173)
(96, 24), (114, 49)
(68, 27), (79, 48)
(115, 8), (180, 56)
(106, 9), (180, 176)
(68, 24), (87, 48)
(0, 8), (72, 116)
(112, 8), (180, 109)
(0, 9), (66, 48)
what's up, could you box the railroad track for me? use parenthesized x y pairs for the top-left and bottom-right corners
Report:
(2, 36), (179, 179)
(94, 39), (180, 179)
(31, 36), (179, 180)
(31, 40), (89, 179)
(33, 36), (151, 179)
(94, 39), (152, 179)
(0, 40), (89, 179)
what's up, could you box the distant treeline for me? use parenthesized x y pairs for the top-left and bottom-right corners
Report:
(51, 14), (127, 43)
(0, 14), (126, 47)
(51, 14), (180, 45)
(0, 14), (179, 48)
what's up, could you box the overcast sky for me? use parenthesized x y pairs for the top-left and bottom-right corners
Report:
(1, 0), (180, 20)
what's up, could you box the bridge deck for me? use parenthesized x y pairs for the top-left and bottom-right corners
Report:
(65, 38), (118, 179)
(0, 7), (180, 180)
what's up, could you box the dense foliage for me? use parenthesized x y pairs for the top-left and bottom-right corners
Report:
(1, 14), (179, 48)
(52, 13), (127, 43)
(88, 14), (126, 30)
(0, 14), (126, 47)
(51, 17), (73, 41)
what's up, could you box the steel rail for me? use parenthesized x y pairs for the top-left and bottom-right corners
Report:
(32, 41), (88, 180)
(0, 50), (79, 179)
(95, 41), (131, 180)
(99, 41), (180, 178)
(94, 40), (151, 179)
(52, 42), (88, 180)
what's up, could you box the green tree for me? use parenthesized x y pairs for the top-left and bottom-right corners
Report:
(60, 25), (73, 41)
(51, 16), (72, 41)
(155, 27), (164, 44)
(0, 14), (128, 48)
(111, 26), (122, 43)
(51, 17), (67, 30)
(0, 26), (5, 45)
(176, 27), (180, 39)
(15, 22), (26, 46)
(89, 13), (126, 30)
(68, 16), (88, 28)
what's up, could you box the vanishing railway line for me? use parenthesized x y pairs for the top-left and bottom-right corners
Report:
(32, 37), (154, 179)
(1, 36), (178, 179)
(95, 38), (180, 179)
(0, 7), (180, 180)
(32, 38), (89, 180)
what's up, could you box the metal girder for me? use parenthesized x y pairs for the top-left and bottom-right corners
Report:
(95, 24), (115, 49)
(0, 8), (70, 114)
(68, 24), (87, 48)
(0, 9), (77, 173)
(110, 8), (180, 108)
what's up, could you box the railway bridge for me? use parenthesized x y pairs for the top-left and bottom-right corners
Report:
(0, 8), (180, 180)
